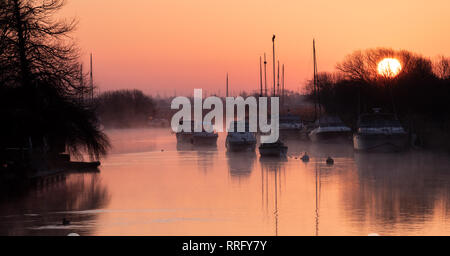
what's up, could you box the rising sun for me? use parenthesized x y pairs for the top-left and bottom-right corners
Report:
(377, 58), (402, 78)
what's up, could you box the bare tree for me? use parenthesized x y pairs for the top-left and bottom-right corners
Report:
(0, 0), (84, 93)
(0, 0), (109, 160)
(433, 55), (450, 79)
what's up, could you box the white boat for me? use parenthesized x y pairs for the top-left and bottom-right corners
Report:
(308, 116), (352, 143)
(279, 114), (304, 131)
(225, 121), (256, 152)
(176, 121), (218, 145)
(353, 113), (409, 152)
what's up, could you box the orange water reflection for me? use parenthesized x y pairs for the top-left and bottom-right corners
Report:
(1, 128), (450, 235)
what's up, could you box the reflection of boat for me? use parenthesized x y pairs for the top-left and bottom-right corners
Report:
(225, 121), (256, 152)
(353, 113), (408, 152)
(308, 116), (352, 143)
(259, 140), (288, 158)
(226, 151), (256, 178)
(175, 121), (218, 145)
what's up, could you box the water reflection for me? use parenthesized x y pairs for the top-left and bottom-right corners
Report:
(0, 174), (110, 235)
(260, 158), (287, 236)
(2, 129), (450, 235)
(346, 152), (450, 234)
(226, 151), (256, 179)
(176, 143), (218, 173)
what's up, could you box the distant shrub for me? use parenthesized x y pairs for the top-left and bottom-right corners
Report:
(96, 90), (155, 128)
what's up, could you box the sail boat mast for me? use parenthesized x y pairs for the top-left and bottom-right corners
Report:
(313, 40), (318, 120)
(277, 60), (280, 97)
(282, 64), (285, 109)
(264, 53), (268, 97)
(226, 73), (229, 97)
(272, 35), (276, 96)
(259, 56), (263, 97)
(90, 53), (94, 101)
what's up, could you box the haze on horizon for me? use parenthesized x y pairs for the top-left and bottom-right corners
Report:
(61, 0), (450, 96)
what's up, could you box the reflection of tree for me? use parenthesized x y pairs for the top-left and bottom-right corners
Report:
(345, 152), (450, 232)
(0, 173), (110, 235)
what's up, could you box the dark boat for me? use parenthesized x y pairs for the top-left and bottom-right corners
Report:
(259, 140), (288, 157)
(225, 121), (257, 152)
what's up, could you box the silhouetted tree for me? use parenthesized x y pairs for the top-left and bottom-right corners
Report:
(0, 0), (109, 160)
(433, 56), (450, 80)
(306, 48), (450, 149)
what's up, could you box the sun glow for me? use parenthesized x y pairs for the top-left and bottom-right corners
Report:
(377, 58), (402, 78)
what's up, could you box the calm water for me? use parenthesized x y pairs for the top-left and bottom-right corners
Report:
(1, 128), (450, 235)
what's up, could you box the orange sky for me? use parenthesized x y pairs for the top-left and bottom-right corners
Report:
(61, 0), (450, 96)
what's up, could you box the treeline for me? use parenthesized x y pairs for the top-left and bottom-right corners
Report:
(306, 48), (450, 149)
(96, 90), (156, 128)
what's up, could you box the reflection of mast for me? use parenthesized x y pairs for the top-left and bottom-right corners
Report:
(274, 168), (278, 236)
(261, 160), (285, 236)
(315, 161), (320, 236)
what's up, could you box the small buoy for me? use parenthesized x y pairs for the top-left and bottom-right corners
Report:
(62, 218), (70, 226)
(326, 157), (334, 165)
(161, 149), (164, 152)
(301, 153), (310, 162)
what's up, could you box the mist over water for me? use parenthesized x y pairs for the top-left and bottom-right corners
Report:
(1, 128), (450, 235)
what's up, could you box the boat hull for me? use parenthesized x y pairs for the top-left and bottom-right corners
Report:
(192, 135), (218, 145)
(353, 133), (409, 152)
(176, 133), (193, 144)
(259, 146), (288, 157)
(226, 140), (256, 152)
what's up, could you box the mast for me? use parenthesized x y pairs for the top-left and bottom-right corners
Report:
(264, 53), (268, 96)
(259, 56), (263, 97)
(282, 64), (285, 109)
(90, 53), (94, 101)
(226, 73), (229, 97)
(79, 64), (84, 101)
(272, 35), (276, 96)
(277, 60), (280, 97)
(313, 40), (318, 121)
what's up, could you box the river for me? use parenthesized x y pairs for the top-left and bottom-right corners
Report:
(1, 128), (450, 235)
